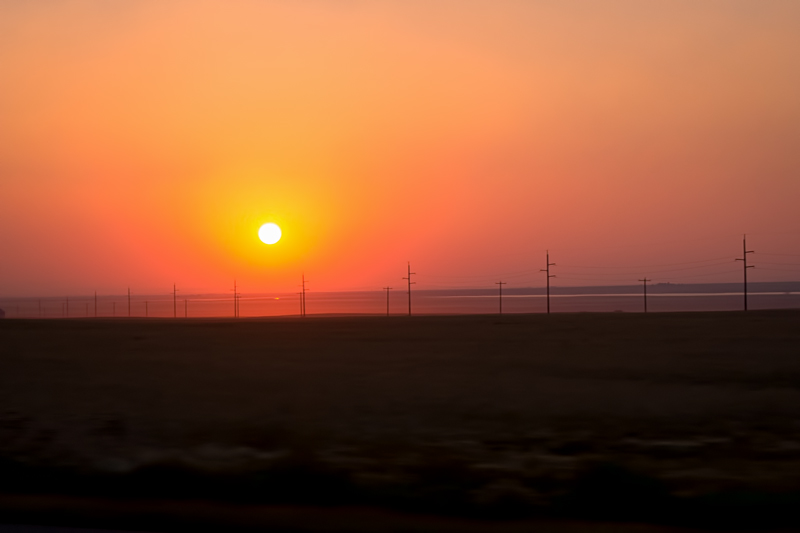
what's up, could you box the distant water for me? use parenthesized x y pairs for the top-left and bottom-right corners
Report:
(2, 284), (799, 318)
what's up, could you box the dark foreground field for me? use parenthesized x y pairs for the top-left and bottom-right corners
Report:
(2, 311), (800, 531)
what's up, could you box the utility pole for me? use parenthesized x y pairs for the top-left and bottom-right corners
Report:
(173, 284), (178, 318)
(66, 297), (69, 318)
(128, 288), (131, 317)
(184, 299), (188, 318)
(298, 292), (304, 316)
(383, 287), (393, 316)
(496, 281), (507, 315)
(85, 303), (88, 317)
(145, 301), (148, 318)
(94, 291), (97, 318)
(233, 280), (239, 318)
(639, 278), (651, 313)
(301, 274), (308, 317)
(402, 262), (416, 316)
(540, 251), (556, 314)
(735, 234), (755, 311)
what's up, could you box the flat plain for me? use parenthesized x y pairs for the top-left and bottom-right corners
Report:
(1, 311), (800, 531)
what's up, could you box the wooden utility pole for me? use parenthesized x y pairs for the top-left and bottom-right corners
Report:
(383, 287), (393, 316)
(402, 262), (416, 316)
(94, 291), (97, 318)
(233, 280), (239, 318)
(145, 301), (148, 318)
(128, 288), (131, 317)
(184, 299), (188, 318)
(639, 278), (651, 313)
(66, 297), (69, 318)
(496, 281), (507, 315)
(735, 235), (755, 311)
(173, 284), (178, 318)
(303, 274), (307, 317)
(541, 251), (556, 314)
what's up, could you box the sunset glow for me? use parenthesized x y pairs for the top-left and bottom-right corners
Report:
(1, 1), (799, 297)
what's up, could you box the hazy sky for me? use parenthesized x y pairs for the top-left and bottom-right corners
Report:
(2, 1), (799, 296)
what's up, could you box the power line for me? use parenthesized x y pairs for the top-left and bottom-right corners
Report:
(558, 256), (732, 269)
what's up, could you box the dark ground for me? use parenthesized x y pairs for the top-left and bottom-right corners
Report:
(1, 311), (800, 531)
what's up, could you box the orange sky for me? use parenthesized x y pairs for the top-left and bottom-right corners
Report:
(1, 1), (799, 296)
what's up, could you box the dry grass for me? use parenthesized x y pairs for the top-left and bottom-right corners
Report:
(1, 311), (800, 530)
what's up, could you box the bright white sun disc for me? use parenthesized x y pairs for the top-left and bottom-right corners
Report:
(258, 223), (282, 244)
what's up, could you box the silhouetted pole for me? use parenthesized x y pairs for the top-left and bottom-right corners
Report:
(301, 274), (308, 317)
(94, 291), (97, 318)
(639, 278), (651, 313)
(402, 262), (416, 316)
(184, 299), (188, 318)
(85, 303), (88, 317)
(127, 288), (131, 317)
(66, 297), (69, 318)
(383, 287), (393, 316)
(145, 301), (148, 317)
(233, 280), (239, 318)
(540, 251), (556, 314)
(496, 281), (507, 314)
(173, 284), (177, 318)
(298, 292), (304, 316)
(735, 234), (755, 311)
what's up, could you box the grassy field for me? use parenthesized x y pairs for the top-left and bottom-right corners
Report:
(1, 311), (800, 531)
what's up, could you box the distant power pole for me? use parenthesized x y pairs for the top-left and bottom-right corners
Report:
(639, 278), (651, 313)
(232, 280), (240, 318)
(735, 234), (755, 311)
(301, 274), (308, 317)
(145, 301), (149, 318)
(173, 284), (178, 318)
(128, 288), (131, 317)
(496, 281), (507, 315)
(298, 292), (304, 316)
(402, 262), (416, 316)
(540, 251), (556, 314)
(184, 299), (188, 318)
(94, 291), (97, 318)
(383, 287), (393, 316)
(66, 297), (69, 318)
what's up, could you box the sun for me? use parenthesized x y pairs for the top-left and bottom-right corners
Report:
(258, 223), (282, 245)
